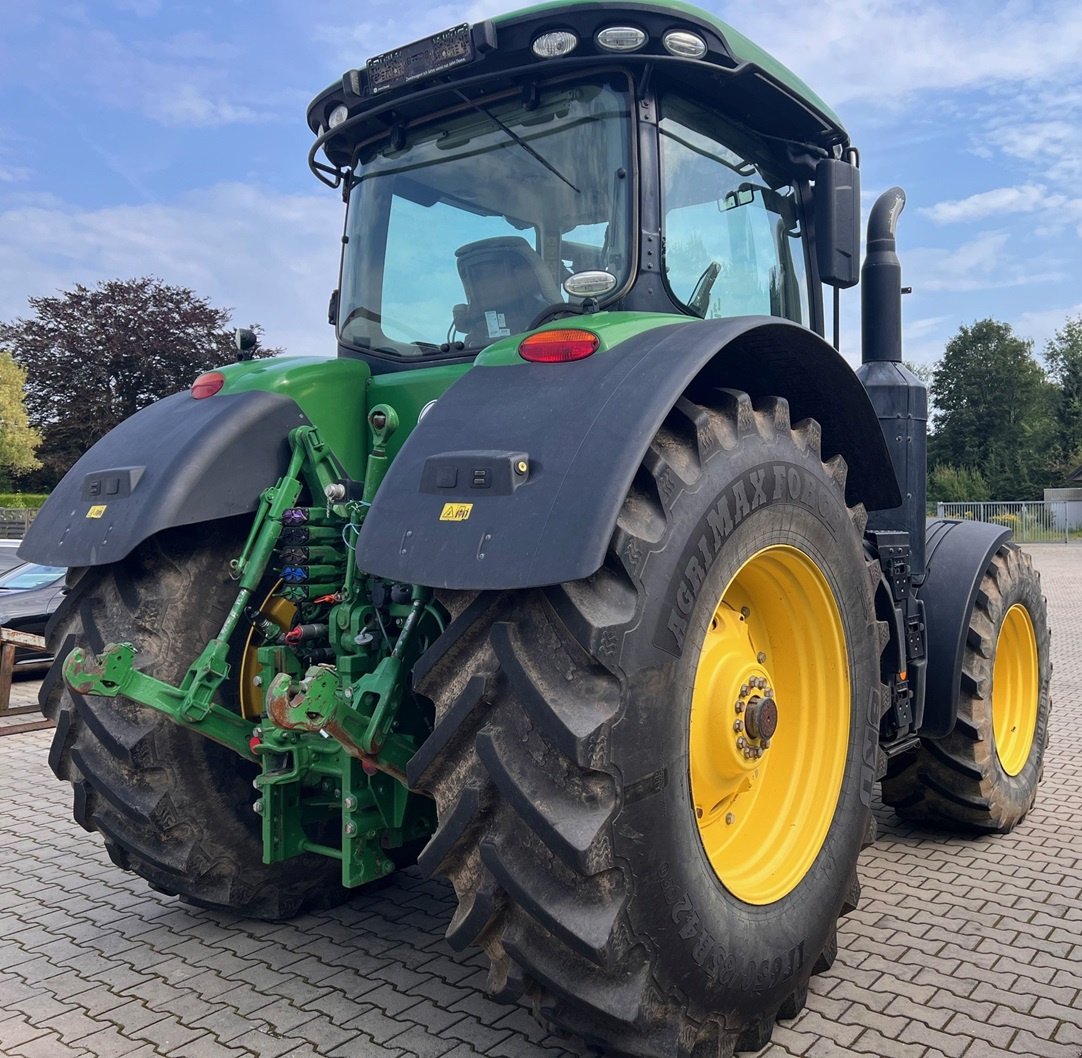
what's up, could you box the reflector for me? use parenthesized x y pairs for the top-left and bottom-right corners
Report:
(191, 372), (225, 399)
(519, 329), (599, 363)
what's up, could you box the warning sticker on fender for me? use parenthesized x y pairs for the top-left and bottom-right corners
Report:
(440, 503), (473, 522)
(86, 505), (107, 519)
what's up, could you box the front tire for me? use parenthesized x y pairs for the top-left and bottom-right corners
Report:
(41, 520), (347, 919)
(410, 390), (884, 1056)
(882, 543), (1051, 832)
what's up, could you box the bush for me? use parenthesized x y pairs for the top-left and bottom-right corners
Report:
(0, 493), (48, 508)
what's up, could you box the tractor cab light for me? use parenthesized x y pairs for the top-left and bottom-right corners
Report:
(662, 30), (708, 58)
(191, 372), (225, 399)
(532, 30), (578, 58)
(519, 329), (600, 363)
(327, 104), (349, 129)
(596, 26), (647, 52)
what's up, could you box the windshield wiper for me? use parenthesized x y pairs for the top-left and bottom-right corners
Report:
(453, 89), (580, 194)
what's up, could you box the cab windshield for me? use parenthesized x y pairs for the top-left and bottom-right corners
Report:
(338, 75), (632, 359)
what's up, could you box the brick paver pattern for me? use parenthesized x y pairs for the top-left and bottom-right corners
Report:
(0, 544), (1079, 1057)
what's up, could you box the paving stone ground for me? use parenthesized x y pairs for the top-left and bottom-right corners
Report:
(0, 544), (1079, 1058)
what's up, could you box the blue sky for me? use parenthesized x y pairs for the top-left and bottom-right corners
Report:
(2, 0), (1081, 367)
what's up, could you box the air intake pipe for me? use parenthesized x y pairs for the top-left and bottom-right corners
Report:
(856, 188), (928, 578)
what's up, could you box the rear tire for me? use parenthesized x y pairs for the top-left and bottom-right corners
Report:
(882, 543), (1051, 832)
(409, 390), (884, 1056)
(41, 520), (348, 919)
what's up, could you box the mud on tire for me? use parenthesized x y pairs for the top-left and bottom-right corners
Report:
(41, 520), (347, 919)
(409, 390), (885, 1057)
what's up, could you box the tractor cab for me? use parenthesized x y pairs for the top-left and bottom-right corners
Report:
(306, 2), (852, 369)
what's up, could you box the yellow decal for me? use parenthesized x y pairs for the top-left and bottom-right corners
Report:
(86, 505), (107, 519)
(440, 502), (473, 522)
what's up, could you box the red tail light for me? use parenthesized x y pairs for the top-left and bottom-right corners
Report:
(191, 371), (225, 399)
(518, 329), (600, 363)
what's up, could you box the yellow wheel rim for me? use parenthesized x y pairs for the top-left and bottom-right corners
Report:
(689, 545), (850, 905)
(992, 603), (1039, 776)
(238, 587), (296, 719)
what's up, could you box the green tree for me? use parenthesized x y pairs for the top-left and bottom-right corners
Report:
(0, 351), (42, 484)
(929, 319), (1057, 498)
(927, 463), (989, 504)
(0, 277), (278, 488)
(1044, 314), (1082, 465)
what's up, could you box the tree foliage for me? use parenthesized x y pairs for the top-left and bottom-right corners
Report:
(0, 278), (278, 487)
(928, 319), (1057, 499)
(1044, 315), (1082, 461)
(0, 351), (42, 480)
(927, 463), (989, 504)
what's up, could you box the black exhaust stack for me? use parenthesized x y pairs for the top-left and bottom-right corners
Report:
(856, 188), (928, 578)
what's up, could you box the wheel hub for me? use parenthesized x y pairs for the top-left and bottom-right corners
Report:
(744, 692), (778, 744)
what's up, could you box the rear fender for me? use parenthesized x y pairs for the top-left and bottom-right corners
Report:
(19, 390), (310, 568)
(917, 518), (1012, 738)
(357, 316), (901, 589)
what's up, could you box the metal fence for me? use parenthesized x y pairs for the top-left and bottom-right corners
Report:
(936, 501), (1075, 543)
(0, 508), (36, 540)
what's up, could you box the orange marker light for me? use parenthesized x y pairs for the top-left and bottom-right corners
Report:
(518, 329), (600, 363)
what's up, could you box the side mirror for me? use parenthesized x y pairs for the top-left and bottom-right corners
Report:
(328, 289), (339, 326)
(814, 158), (861, 289)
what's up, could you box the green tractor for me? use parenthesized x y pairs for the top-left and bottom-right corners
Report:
(23, 2), (1052, 1054)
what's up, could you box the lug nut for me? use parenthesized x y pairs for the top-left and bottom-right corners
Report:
(343, 795), (357, 811)
(733, 720), (744, 732)
(740, 684), (749, 697)
(344, 821), (358, 836)
(737, 737), (747, 749)
(761, 738), (771, 750)
(743, 749), (753, 759)
(735, 701), (745, 714)
(253, 800), (264, 815)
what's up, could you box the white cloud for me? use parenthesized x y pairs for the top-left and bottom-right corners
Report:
(23, 25), (279, 129)
(715, 0), (1082, 107)
(0, 184), (343, 357)
(921, 185), (1060, 225)
(905, 231), (1066, 294)
(1015, 302), (1082, 354)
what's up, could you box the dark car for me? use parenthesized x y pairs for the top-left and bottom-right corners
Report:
(0, 561), (67, 667)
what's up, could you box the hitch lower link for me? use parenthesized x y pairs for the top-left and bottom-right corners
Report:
(59, 422), (436, 888)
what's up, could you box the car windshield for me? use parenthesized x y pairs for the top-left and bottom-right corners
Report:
(338, 75), (632, 358)
(0, 563), (65, 590)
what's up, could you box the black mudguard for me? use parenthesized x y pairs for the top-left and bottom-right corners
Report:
(19, 390), (309, 568)
(357, 317), (901, 590)
(917, 517), (1011, 739)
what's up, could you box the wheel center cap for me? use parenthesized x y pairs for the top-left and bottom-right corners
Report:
(745, 695), (778, 742)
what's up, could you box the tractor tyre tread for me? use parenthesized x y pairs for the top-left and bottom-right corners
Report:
(412, 390), (885, 1057)
(881, 544), (1051, 833)
(41, 522), (348, 920)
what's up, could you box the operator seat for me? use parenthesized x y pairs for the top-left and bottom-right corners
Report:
(454, 236), (563, 345)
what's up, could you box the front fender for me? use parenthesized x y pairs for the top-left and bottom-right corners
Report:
(917, 518), (1012, 739)
(19, 390), (309, 568)
(357, 316), (901, 590)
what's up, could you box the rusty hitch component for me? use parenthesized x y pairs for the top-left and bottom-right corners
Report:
(265, 663), (411, 785)
(63, 643), (257, 760)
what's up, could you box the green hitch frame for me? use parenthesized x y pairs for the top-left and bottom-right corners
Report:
(60, 417), (440, 889)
